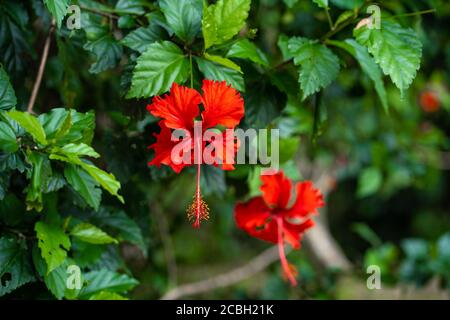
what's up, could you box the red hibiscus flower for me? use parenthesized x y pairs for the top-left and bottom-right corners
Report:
(234, 171), (324, 285)
(147, 80), (244, 228)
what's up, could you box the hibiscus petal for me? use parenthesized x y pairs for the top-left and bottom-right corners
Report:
(260, 171), (293, 209)
(284, 181), (324, 219)
(282, 219), (315, 249)
(235, 197), (271, 231)
(147, 83), (201, 130)
(204, 129), (239, 170)
(201, 80), (244, 129)
(148, 121), (191, 173)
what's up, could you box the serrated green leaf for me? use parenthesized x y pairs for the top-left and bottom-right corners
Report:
(35, 221), (71, 274)
(64, 164), (101, 210)
(202, 0), (251, 49)
(227, 39), (269, 66)
(0, 237), (35, 297)
(0, 66), (16, 110)
(32, 248), (81, 300)
(43, 0), (69, 28)
(120, 25), (164, 53)
(38, 108), (72, 141)
(57, 143), (100, 158)
(354, 20), (422, 96)
(7, 110), (47, 145)
(83, 35), (123, 74)
(127, 41), (189, 98)
(58, 110), (96, 146)
(288, 37), (340, 99)
(195, 57), (245, 91)
(328, 39), (388, 112)
(0, 122), (18, 153)
(159, 0), (202, 43)
(204, 53), (242, 73)
(79, 163), (124, 204)
(80, 269), (138, 298)
(70, 223), (118, 244)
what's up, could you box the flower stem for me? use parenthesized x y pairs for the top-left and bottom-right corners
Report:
(276, 217), (297, 286)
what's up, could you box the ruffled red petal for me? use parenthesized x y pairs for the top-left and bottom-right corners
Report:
(148, 121), (189, 173)
(282, 218), (315, 249)
(235, 197), (271, 231)
(147, 83), (201, 130)
(201, 80), (244, 129)
(260, 172), (293, 209)
(284, 181), (324, 219)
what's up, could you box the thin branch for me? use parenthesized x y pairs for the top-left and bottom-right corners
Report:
(27, 19), (56, 114)
(161, 246), (283, 300)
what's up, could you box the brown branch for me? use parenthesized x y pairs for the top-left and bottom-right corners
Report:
(27, 19), (56, 114)
(160, 246), (284, 300)
(80, 6), (119, 20)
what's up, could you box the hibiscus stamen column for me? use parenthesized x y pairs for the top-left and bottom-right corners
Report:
(187, 120), (209, 228)
(276, 217), (298, 286)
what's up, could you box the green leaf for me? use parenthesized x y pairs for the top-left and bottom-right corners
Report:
(32, 248), (81, 300)
(64, 164), (101, 210)
(58, 110), (95, 146)
(0, 122), (18, 153)
(83, 35), (123, 74)
(43, 172), (66, 193)
(354, 20), (422, 96)
(159, 0), (202, 43)
(244, 81), (280, 129)
(120, 25), (164, 53)
(7, 110), (47, 145)
(0, 66), (16, 110)
(0, 4), (31, 74)
(70, 223), (118, 245)
(35, 221), (71, 274)
(57, 143), (100, 158)
(204, 53), (242, 73)
(25, 152), (52, 212)
(89, 291), (128, 300)
(38, 108), (72, 141)
(288, 37), (340, 99)
(79, 163), (124, 204)
(227, 39), (269, 66)
(118, 15), (135, 29)
(202, 0), (251, 49)
(80, 269), (138, 298)
(0, 237), (35, 297)
(115, 0), (145, 15)
(43, 0), (69, 28)
(195, 57), (245, 92)
(312, 0), (328, 8)
(357, 167), (382, 198)
(126, 41), (189, 98)
(95, 209), (146, 254)
(327, 39), (388, 112)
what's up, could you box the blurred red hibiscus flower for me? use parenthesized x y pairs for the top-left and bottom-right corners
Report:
(235, 171), (324, 285)
(147, 80), (244, 228)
